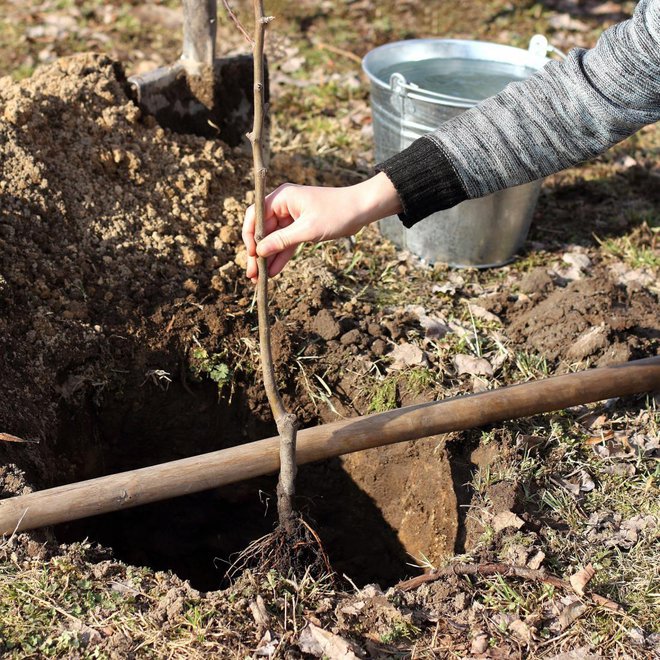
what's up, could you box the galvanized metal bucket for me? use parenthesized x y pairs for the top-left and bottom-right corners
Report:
(362, 36), (552, 267)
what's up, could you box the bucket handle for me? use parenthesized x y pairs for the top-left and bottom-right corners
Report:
(389, 72), (419, 115)
(528, 34), (567, 66)
(389, 72), (474, 109)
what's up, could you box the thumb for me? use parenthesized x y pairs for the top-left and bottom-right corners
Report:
(256, 221), (309, 258)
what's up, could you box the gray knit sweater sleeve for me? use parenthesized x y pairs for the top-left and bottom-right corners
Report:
(377, 0), (660, 227)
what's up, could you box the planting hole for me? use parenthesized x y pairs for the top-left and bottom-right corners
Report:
(44, 378), (466, 591)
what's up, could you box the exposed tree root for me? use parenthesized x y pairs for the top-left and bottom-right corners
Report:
(396, 562), (623, 612)
(227, 515), (333, 582)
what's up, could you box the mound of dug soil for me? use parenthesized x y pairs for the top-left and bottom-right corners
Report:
(504, 269), (659, 366)
(0, 53), (252, 445)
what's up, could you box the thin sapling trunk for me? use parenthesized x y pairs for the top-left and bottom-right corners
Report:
(248, 0), (298, 534)
(222, 1), (330, 579)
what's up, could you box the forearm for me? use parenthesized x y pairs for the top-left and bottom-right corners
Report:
(350, 172), (403, 227)
(378, 0), (660, 227)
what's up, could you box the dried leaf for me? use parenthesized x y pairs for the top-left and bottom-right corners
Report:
(590, 430), (637, 460)
(584, 432), (611, 446)
(298, 622), (359, 659)
(569, 564), (595, 596)
(470, 633), (489, 655)
(492, 511), (525, 533)
(579, 470), (595, 493)
(632, 434), (659, 455)
(389, 342), (429, 370)
(556, 251), (591, 281)
(433, 273), (465, 294)
(509, 618), (534, 643)
(557, 600), (588, 631)
(249, 595), (270, 628)
(527, 550), (546, 570)
(448, 321), (471, 338)
(453, 354), (494, 377)
(406, 304), (453, 339)
(563, 252), (591, 270)
(467, 303), (501, 324)
(110, 580), (142, 596)
(627, 627), (647, 646)
(339, 601), (365, 616)
(0, 432), (34, 444)
(517, 434), (545, 453)
(557, 477), (581, 497)
(578, 411), (607, 430)
(255, 630), (279, 657)
(420, 316), (451, 339)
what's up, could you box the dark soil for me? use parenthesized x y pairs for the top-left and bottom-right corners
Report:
(482, 266), (659, 366)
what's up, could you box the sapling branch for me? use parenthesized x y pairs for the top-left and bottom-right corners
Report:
(248, 0), (298, 534)
(220, 0), (254, 45)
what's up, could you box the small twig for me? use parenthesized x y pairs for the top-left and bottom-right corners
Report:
(395, 562), (623, 612)
(220, 0), (254, 45)
(315, 41), (363, 65)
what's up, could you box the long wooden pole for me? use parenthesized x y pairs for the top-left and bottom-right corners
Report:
(0, 357), (658, 535)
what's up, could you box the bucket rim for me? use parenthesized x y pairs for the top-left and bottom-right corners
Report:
(362, 37), (550, 107)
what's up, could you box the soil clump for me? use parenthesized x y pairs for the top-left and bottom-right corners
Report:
(486, 267), (659, 366)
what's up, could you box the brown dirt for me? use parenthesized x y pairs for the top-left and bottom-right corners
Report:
(340, 436), (459, 569)
(0, 53), (253, 445)
(484, 267), (659, 366)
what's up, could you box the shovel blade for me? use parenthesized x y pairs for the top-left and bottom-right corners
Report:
(128, 54), (266, 148)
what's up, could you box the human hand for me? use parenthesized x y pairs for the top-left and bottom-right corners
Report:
(242, 172), (402, 281)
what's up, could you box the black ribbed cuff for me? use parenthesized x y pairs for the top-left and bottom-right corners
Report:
(376, 136), (467, 228)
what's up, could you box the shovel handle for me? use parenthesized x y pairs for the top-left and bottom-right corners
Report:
(182, 0), (217, 69)
(0, 357), (658, 535)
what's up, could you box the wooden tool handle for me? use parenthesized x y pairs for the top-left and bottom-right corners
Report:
(0, 356), (658, 535)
